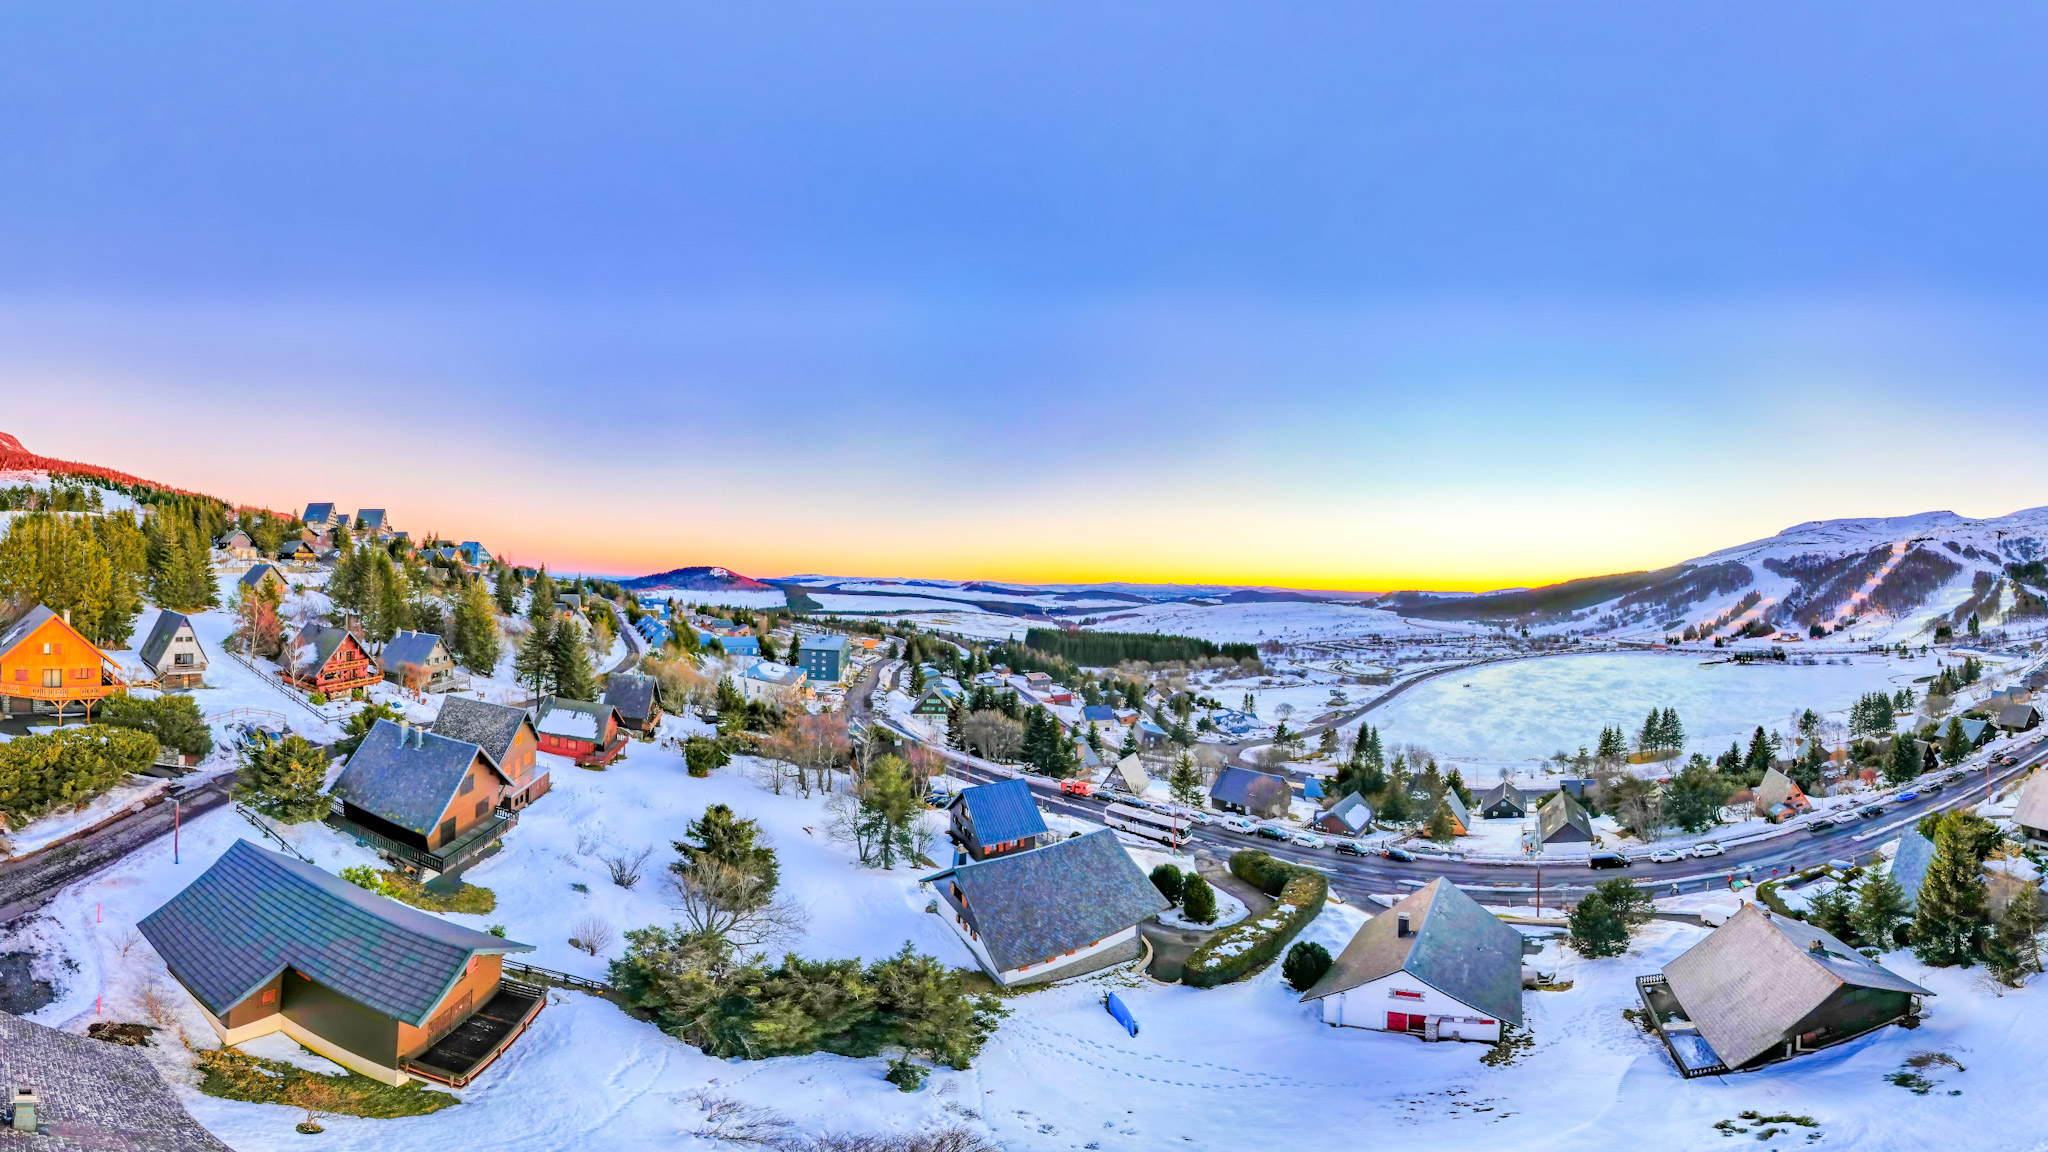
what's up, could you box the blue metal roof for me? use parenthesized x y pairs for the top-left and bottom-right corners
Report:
(950, 778), (1049, 846)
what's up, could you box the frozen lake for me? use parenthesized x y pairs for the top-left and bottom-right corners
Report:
(1368, 650), (1946, 763)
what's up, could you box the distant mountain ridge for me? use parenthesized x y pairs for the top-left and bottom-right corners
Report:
(617, 565), (774, 592)
(0, 430), (213, 497)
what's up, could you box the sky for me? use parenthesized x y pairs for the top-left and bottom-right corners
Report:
(4, 2), (2048, 590)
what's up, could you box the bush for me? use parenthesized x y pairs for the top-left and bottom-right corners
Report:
(1149, 864), (1185, 905)
(1181, 874), (1218, 924)
(0, 724), (158, 826)
(308, 691), (328, 705)
(684, 735), (729, 778)
(98, 692), (213, 760)
(1182, 852), (1328, 987)
(1282, 941), (1332, 991)
(884, 1058), (929, 1092)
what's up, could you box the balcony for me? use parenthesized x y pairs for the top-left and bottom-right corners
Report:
(326, 805), (518, 876)
(401, 978), (545, 1087)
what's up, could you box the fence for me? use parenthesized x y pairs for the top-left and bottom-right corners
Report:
(220, 649), (331, 723)
(502, 960), (615, 996)
(233, 802), (316, 863)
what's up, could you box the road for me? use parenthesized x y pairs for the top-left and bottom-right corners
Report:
(866, 682), (2044, 911)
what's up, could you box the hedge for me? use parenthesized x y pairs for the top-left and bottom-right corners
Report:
(1181, 852), (1329, 988)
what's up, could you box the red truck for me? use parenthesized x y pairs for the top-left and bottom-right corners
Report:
(1059, 779), (1096, 798)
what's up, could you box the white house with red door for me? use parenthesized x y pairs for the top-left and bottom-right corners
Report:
(1298, 877), (1524, 1044)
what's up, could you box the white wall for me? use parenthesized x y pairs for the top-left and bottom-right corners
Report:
(1321, 970), (1503, 1043)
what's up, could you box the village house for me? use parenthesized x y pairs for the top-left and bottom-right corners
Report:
(329, 718), (519, 876)
(535, 695), (627, 766)
(137, 609), (208, 689)
(431, 695), (550, 811)
(1636, 904), (1931, 1077)
(909, 685), (955, 733)
(380, 629), (463, 693)
(0, 604), (126, 720)
(355, 508), (390, 536)
(1100, 753), (1149, 798)
(276, 538), (316, 564)
(1429, 790), (1473, 836)
(139, 840), (543, 1088)
(1536, 790), (1595, 844)
(1478, 781), (1529, 820)
(0, 1011), (233, 1152)
(798, 633), (851, 684)
(1209, 766), (1293, 819)
(738, 660), (808, 707)
(602, 671), (663, 736)
(2013, 768), (2048, 844)
(300, 502), (342, 531)
(238, 563), (289, 599)
(1996, 703), (2041, 733)
(1080, 703), (1116, 727)
(217, 529), (258, 561)
(284, 624), (382, 697)
(1299, 878), (1524, 1043)
(1753, 767), (1814, 822)
(923, 828), (1167, 988)
(947, 778), (1052, 862)
(1313, 792), (1374, 837)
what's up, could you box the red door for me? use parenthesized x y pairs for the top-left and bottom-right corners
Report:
(1387, 1012), (1410, 1031)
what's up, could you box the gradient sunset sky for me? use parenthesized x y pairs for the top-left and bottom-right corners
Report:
(6, 3), (2048, 590)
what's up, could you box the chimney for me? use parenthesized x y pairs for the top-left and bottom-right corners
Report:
(1396, 914), (1410, 938)
(60, 609), (69, 626)
(11, 1087), (39, 1133)
(1808, 939), (1826, 955)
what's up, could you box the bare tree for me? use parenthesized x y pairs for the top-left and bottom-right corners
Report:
(570, 915), (615, 956)
(760, 712), (851, 796)
(959, 712), (1023, 762)
(602, 846), (652, 889)
(668, 861), (806, 950)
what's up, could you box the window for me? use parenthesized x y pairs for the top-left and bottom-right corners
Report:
(1390, 989), (1424, 1001)
(459, 775), (474, 795)
(475, 799), (488, 818)
(11, 669), (23, 682)
(40, 643), (50, 655)
(261, 988), (277, 1004)
(42, 670), (61, 688)
(174, 653), (194, 666)
(438, 818), (457, 845)
(72, 667), (90, 680)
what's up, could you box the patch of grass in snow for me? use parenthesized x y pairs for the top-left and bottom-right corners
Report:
(195, 1045), (459, 1118)
(343, 865), (496, 915)
(1479, 1023), (1534, 1067)
(1888, 1050), (1966, 1095)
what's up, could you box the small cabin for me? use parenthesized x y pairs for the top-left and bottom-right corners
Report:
(947, 778), (1051, 862)
(139, 840), (542, 1087)
(286, 625), (383, 697)
(329, 719), (515, 874)
(601, 672), (663, 736)
(0, 604), (125, 721)
(535, 696), (626, 767)
(138, 610), (208, 689)
(381, 629), (462, 693)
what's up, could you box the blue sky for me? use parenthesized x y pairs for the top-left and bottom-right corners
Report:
(4, 3), (2047, 586)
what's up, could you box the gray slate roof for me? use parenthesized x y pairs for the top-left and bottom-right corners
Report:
(302, 502), (335, 525)
(602, 672), (660, 723)
(1479, 781), (1527, 816)
(138, 840), (531, 1028)
(1536, 791), (1594, 842)
(1890, 828), (1939, 910)
(0, 604), (62, 660)
(380, 629), (448, 673)
(950, 778), (1050, 845)
(1300, 877), (1524, 1025)
(1317, 792), (1373, 835)
(1661, 904), (1929, 1069)
(431, 695), (535, 768)
(1997, 704), (2040, 730)
(331, 719), (501, 834)
(137, 610), (201, 671)
(924, 829), (1167, 973)
(1441, 789), (1471, 831)
(0, 1012), (233, 1152)
(238, 563), (281, 590)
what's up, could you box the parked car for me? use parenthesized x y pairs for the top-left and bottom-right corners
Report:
(1897, 790), (1919, 803)
(1334, 840), (1370, 857)
(1382, 847), (1415, 862)
(1805, 818), (1837, 834)
(1179, 808), (1216, 825)
(1588, 852), (1632, 869)
(1827, 858), (1857, 872)
(1220, 816), (1258, 835)
(1647, 848), (1686, 864)
(1291, 832), (1327, 849)
(1691, 842), (1725, 858)
(1922, 781), (1945, 795)
(1254, 824), (1289, 842)
(1858, 804), (1886, 819)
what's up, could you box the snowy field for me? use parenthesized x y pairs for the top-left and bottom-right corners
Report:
(1089, 600), (1462, 644)
(1364, 651), (1963, 764)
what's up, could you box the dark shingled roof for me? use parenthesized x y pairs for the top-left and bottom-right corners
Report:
(138, 840), (531, 1028)
(302, 501), (336, 525)
(0, 604), (61, 660)
(380, 629), (447, 673)
(924, 830), (1167, 973)
(1210, 766), (1292, 813)
(331, 719), (503, 835)
(1479, 781), (1527, 817)
(1536, 791), (1594, 843)
(0, 1012), (234, 1152)
(948, 778), (1049, 846)
(137, 610), (200, 671)
(431, 696), (535, 768)
(1301, 877), (1524, 1026)
(238, 563), (282, 590)
(603, 672), (660, 723)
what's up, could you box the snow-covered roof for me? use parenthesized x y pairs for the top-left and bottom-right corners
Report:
(537, 697), (617, 741)
(744, 661), (805, 687)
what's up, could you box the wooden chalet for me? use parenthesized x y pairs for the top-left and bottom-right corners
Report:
(535, 696), (627, 766)
(218, 529), (258, 561)
(0, 605), (126, 721)
(381, 629), (462, 693)
(432, 696), (551, 810)
(137, 609), (208, 689)
(329, 718), (518, 876)
(601, 671), (663, 736)
(1478, 781), (1529, 820)
(947, 778), (1051, 862)
(1753, 768), (1814, 822)
(139, 840), (542, 1087)
(285, 624), (382, 697)
(1637, 904), (1930, 1077)
(238, 563), (289, 599)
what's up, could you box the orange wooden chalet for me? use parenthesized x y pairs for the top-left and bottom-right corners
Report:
(285, 623), (383, 697)
(0, 605), (126, 721)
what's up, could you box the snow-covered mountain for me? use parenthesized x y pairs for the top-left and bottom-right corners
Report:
(1386, 507), (2048, 642)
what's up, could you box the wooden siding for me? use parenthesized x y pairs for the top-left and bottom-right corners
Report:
(430, 752), (505, 848)
(398, 954), (504, 1060)
(0, 613), (121, 707)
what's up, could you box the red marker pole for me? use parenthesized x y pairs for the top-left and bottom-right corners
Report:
(174, 798), (181, 865)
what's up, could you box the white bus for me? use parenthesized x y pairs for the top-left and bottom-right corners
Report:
(1103, 803), (1190, 849)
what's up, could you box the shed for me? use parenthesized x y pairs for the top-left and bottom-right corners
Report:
(1300, 878), (1522, 1042)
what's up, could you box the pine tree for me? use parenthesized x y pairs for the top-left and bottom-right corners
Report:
(1120, 725), (1139, 759)
(1635, 710), (1660, 755)
(1806, 885), (1859, 944)
(1086, 722), (1102, 753)
(1595, 725), (1627, 762)
(1939, 718), (1971, 765)
(1743, 726), (1774, 779)
(1987, 884), (2046, 987)
(1882, 735), (1921, 786)
(1445, 766), (1474, 807)
(450, 579), (501, 675)
(1169, 751), (1202, 808)
(527, 566), (557, 623)
(235, 734), (331, 823)
(1911, 814), (1992, 966)
(553, 618), (598, 701)
(945, 703), (965, 751)
(515, 617), (557, 694)
(909, 664), (927, 694)
(1567, 890), (1629, 958)
(493, 565), (519, 614)
(1661, 707), (1683, 751)
(1424, 801), (1457, 844)
(1855, 869), (1911, 950)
